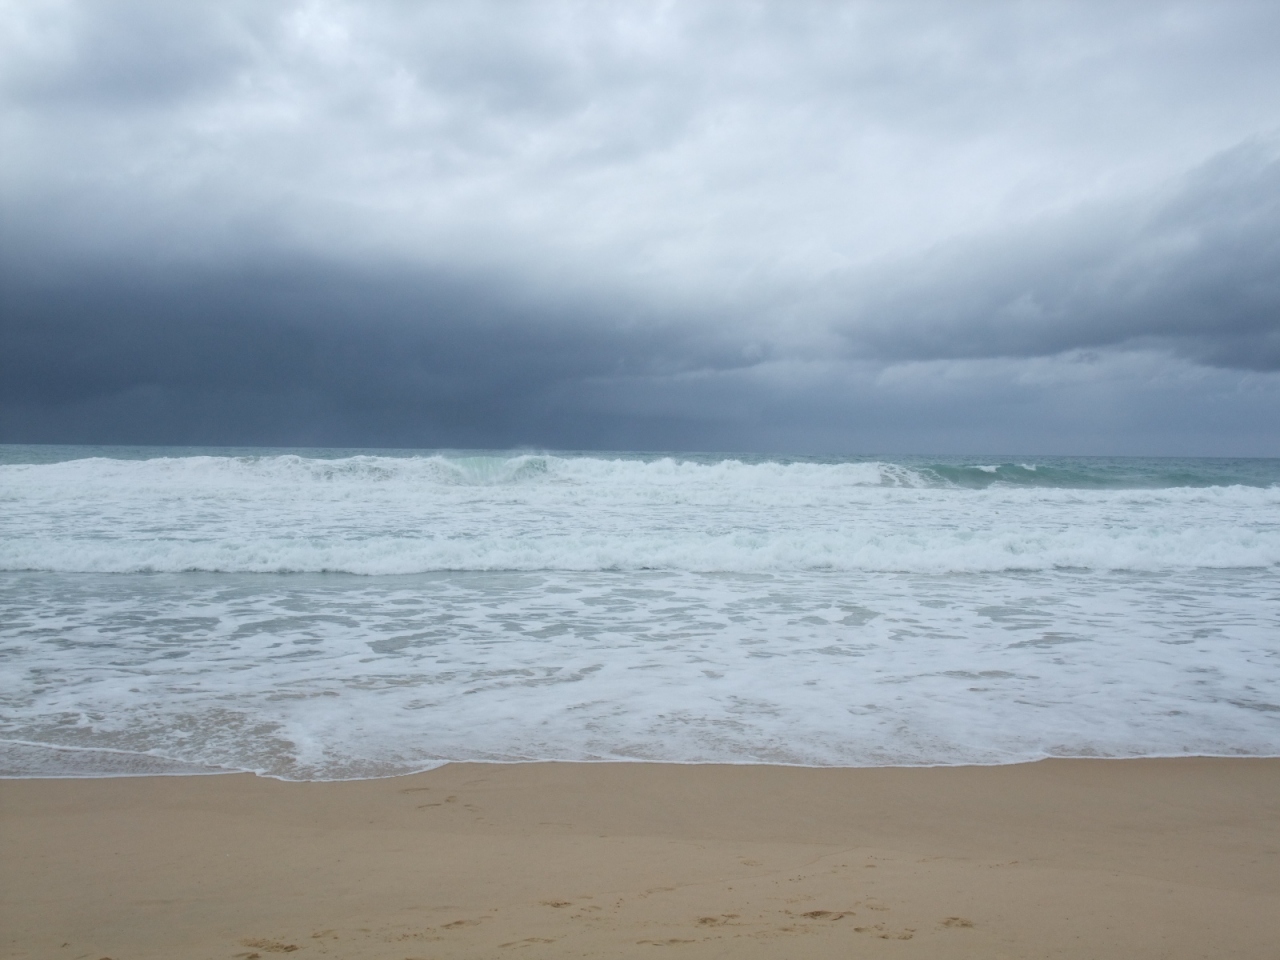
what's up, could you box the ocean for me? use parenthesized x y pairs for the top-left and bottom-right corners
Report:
(1, 446), (1277, 780)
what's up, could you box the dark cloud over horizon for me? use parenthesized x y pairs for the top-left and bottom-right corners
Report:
(4, 1), (1280, 454)
(830, 141), (1280, 371)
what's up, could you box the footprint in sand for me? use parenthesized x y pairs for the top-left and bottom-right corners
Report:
(853, 924), (914, 940)
(942, 916), (975, 928)
(240, 939), (299, 953)
(640, 886), (676, 897)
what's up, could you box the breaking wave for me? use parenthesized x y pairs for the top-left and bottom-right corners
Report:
(1, 452), (1277, 575)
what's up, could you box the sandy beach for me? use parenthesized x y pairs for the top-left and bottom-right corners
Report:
(3, 758), (1278, 959)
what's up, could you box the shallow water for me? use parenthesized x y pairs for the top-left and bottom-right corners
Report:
(2, 447), (1277, 779)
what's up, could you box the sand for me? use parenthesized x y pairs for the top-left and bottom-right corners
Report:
(3, 758), (1279, 959)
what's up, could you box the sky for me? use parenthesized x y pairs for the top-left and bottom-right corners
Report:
(3, 0), (1280, 455)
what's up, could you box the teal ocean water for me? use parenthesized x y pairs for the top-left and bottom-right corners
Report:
(1, 446), (1277, 779)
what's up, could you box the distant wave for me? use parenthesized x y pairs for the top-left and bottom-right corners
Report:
(1, 453), (1277, 574)
(0, 453), (910, 489)
(2, 451), (1278, 489)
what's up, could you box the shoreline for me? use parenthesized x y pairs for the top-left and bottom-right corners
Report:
(7, 735), (1280, 782)
(4, 757), (1279, 958)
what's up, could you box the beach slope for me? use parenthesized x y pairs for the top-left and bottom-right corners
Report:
(3, 758), (1278, 958)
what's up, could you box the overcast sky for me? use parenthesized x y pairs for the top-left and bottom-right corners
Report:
(3, 0), (1279, 454)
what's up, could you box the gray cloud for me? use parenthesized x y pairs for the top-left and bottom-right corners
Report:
(4, 1), (260, 108)
(3, 1), (1280, 453)
(0, 256), (755, 447)
(828, 141), (1280, 369)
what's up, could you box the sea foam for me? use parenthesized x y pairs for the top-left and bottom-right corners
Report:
(1, 454), (1277, 575)
(2, 450), (1277, 779)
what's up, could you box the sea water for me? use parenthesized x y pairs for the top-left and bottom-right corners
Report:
(1, 446), (1277, 780)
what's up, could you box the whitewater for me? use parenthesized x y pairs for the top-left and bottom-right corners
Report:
(2, 446), (1278, 779)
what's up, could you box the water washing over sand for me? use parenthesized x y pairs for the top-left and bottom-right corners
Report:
(2, 447), (1277, 779)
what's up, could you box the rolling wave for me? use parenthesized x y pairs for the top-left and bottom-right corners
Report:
(1, 450), (1278, 488)
(2, 452), (1277, 575)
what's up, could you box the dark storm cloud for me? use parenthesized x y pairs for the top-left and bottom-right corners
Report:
(831, 141), (1280, 370)
(4, 1), (1280, 452)
(0, 258), (752, 447)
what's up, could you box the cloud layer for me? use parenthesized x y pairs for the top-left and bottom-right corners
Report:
(4, 1), (1280, 453)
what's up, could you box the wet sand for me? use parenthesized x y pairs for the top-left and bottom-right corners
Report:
(3, 758), (1279, 959)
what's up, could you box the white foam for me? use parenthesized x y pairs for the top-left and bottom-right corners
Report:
(3, 453), (1277, 779)
(1, 455), (1276, 575)
(2, 568), (1276, 779)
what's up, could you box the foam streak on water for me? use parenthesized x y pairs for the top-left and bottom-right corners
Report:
(1, 448), (1277, 779)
